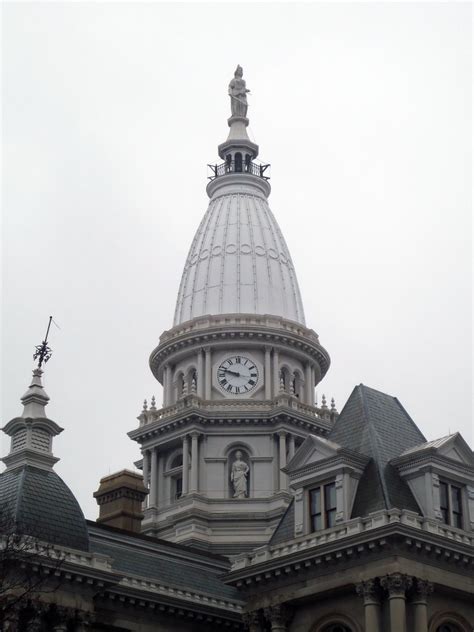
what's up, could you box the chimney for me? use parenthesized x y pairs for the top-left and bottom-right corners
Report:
(94, 470), (148, 533)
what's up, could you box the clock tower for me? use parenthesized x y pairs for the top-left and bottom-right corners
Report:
(129, 67), (336, 555)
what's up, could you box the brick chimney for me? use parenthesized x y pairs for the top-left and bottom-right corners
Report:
(94, 470), (148, 533)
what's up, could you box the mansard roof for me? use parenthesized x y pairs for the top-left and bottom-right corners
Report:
(0, 465), (90, 551)
(328, 384), (426, 516)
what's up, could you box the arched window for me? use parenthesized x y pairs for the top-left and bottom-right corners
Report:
(226, 154), (232, 171)
(292, 371), (303, 399)
(235, 152), (243, 172)
(321, 625), (352, 632)
(170, 454), (183, 469)
(245, 154), (251, 171)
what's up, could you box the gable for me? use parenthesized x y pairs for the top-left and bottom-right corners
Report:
(285, 435), (340, 474)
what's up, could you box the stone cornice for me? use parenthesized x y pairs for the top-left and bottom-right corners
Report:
(225, 510), (474, 589)
(2, 416), (63, 437)
(392, 451), (474, 478)
(149, 314), (330, 382)
(284, 452), (370, 479)
(96, 586), (244, 628)
(129, 397), (332, 444)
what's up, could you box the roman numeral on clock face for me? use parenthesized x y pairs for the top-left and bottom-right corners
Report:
(216, 356), (259, 395)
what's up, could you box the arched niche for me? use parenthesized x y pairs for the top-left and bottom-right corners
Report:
(225, 443), (252, 499)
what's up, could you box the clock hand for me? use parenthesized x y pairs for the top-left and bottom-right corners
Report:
(225, 369), (241, 377)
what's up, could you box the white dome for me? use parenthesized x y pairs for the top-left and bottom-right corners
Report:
(173, 177), (306, 326)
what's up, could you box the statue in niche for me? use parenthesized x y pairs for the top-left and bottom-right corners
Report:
(230, 450), (249, 498)
(228, 65), (250, 118)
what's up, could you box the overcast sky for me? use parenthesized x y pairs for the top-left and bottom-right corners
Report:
(2, 2), (472, 520)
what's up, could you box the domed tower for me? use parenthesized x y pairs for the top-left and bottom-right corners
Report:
(129, 67), (335, 555)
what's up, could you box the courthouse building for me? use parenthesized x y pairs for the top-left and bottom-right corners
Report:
(1, 69), (473, 632)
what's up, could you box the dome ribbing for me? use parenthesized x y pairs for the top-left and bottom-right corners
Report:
(173, 67), (305, 326)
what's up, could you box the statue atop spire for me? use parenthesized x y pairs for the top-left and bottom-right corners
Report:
(228, 65), (250, 118)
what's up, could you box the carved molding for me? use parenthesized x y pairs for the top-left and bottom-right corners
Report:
(413, 578), (434, 602)
(380, 573), (413, 597)
(355, 579), (380, 604)
(263, 604), (294, 627)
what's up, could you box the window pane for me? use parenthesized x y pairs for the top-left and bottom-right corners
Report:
(439, 482), (449, 523)
(175, 477), (183, 499)
(326, 508), (337, 528)
(325, 482), (337, 510)
(451, 486), (462, 513)
(312, 514), (322, 531)
(310, 488), (321, 514)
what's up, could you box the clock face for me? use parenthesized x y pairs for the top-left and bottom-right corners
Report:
(217, 355), (259, 395)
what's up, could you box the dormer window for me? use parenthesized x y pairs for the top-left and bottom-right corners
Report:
(310, 481), (336, 531)
(439, 481), (463, 528)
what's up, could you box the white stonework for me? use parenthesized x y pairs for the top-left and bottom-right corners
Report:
(130, 71), (335, 554)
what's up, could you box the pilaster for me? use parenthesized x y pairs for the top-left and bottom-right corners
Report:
(264, 346), (272, 399)
(182, 435), (189, 494)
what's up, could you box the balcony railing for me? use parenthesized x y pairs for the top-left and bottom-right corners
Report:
(208, 160), (270, 181)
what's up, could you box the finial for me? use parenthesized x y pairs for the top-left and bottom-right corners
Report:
(33, 316), (53, 368)
(142, 399), (148, 412)
(228, 65), (250, 119)
(150, 395), (156, 411)
(331, 397), (336, 411)
(321, 394), (328, 409)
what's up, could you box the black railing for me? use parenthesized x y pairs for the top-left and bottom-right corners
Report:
(208, 160), (270, 181)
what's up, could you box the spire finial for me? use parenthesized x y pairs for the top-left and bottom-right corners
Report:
(33, 316), (53, 368)
(150, 395), (156, 411)
(321, 394), (328, 409)
(228, 65), (250, 119)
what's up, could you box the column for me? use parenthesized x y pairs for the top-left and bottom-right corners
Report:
(356, 579), (381, 632)
(310, 365), (315, 405)
(182, 435), (189, 495)
(243, 611), (262, 632)
(288, 434), (295, 460)
(264, 346), (272, 400)
(381, 574), (412, 632)
(305, 362), (312, 405)
(204, 347), (212, 400)
(162, 366), (169, 407)
(273, 347), (280, 397)
(197, 349), (204, 398)
(142, 449), (150, 508)
(190, 432), (200, 492)
(149, 448), (158, 507)
(412, 580), (433, 632)
(166, 365), (173, 406)
(278, 431), (287, 491)
(263, 605), (293, 632)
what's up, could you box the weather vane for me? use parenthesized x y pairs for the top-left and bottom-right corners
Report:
(33, 316), (53, 368)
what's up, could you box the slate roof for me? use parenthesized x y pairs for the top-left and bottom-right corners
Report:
(88, 523), (240, 602)
(329, 384), (426, 516)
(269, 499), (294, 546)
(0, 465), (89, 551)
(400, 433), (457, 455)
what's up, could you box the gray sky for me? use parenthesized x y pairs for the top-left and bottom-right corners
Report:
(2, 2), (472, 520)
